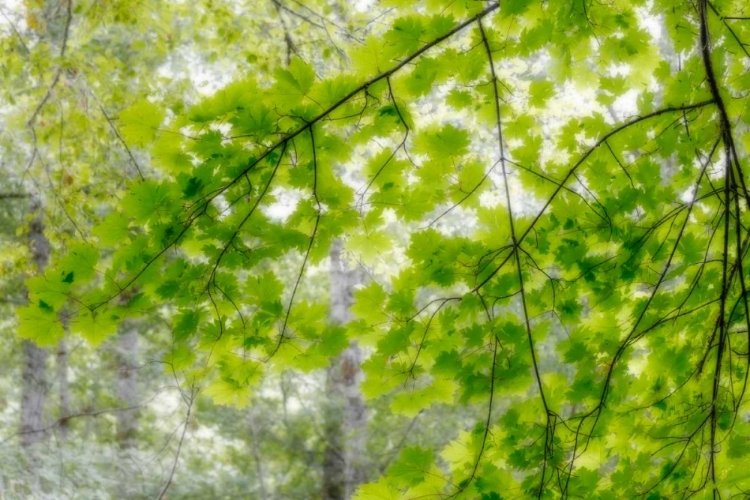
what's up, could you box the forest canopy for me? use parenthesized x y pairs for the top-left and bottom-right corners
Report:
(2, 0), (750, 498)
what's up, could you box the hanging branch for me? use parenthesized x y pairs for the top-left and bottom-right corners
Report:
(27, 0), (73, 127)
(478, 18), (557, 498)
(157, 385), (196, 500)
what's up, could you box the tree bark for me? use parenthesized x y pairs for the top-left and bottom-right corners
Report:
(114, 317), (140, 499)
(115, 318), (139, 449)
(19, 200), (50, 500)
(323, 240), (367, 500)
(20, 0), (70, 452)
(248, 410), (268, 500)
(20, 342), (48, 448)
(56, 330), (70, 441)
(20, 200), (49, 449)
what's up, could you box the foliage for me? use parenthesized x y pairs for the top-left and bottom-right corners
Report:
(8, 0), (750, 498)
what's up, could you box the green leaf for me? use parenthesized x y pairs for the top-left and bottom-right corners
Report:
(528, 80), (555, 107)
(405, 58), (439, 96)
(384, 16), (425, 57)
(18, 304), (64, 346)
(388, 446), (434, 486)
(93, 212), (130, 246)
(391, 377), (457, 416)
(59, 243), (99, 284)
(274, 57), (316, 101)
(174, 309), (203, 342)
(353, 479), (400, 500)
(415, 124), (470, 159)
(71, 308), (121, 345)
(203, 378), (253, 409)
(346, 230), (392, 262)
(352, 282), (388, 323)
(119, 100), (164, 146)
(122, 180), (175, 223)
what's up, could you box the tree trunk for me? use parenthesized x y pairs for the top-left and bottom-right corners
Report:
(19, 199), (50, 500)
(339, 341), (368, 497)
(18, 0), (69, 460)
(248, 410), (268, 500)
(56, 331), (70, 441)
(115, 318), (139, 449)
(20, 0), (69, 452)
(323, 240), (367, 500)
(115, 317), (140, 498)
(20, 341), (48, 447)
(20, 201), (50, 449)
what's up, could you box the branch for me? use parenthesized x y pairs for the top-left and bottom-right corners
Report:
(0, 386), (177, 446)
(271, 0), (299, 65)
(27, 0), (73, 127)
(561, 125), (717, 494)
(0, 5), (30, 54)
(701, 0), (749, 208)
(88, 87), (145, 181)
(478, 19), (555, 497)
(0, 192), (30, 200)
(157, 385), (196, 500)
(196, 3), (501, 207)
(265, 129), (321, 362)
(700, 1), (737, 493)
(707, 1), (750, 61)
(473, 99), (714, 293)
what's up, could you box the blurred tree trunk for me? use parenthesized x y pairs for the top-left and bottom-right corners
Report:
(115, 314), (139, 498)
(115, 318), (139, 449)
(20, 344), (47, 447)
(20, 200), (50, 454)
(56, 326), (70, 440)
(20, 0), (71, 454)
(248, 409), (268, 500)
(323, 240), (367, 500)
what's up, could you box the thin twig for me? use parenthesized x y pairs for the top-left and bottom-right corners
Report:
(156, 385), (196, 500)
